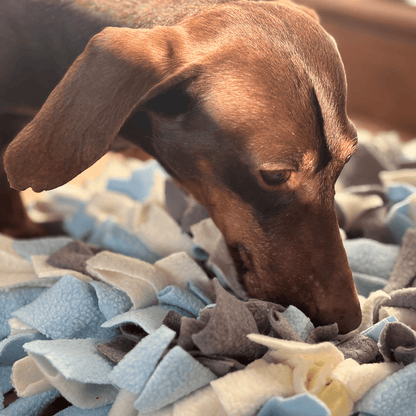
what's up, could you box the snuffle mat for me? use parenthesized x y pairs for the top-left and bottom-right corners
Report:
(2, 129), (416, 416)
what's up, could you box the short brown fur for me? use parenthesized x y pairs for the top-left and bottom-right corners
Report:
(2, 0), (361, 332)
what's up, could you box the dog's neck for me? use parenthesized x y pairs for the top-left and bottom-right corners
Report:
(70, 0), (232, 28)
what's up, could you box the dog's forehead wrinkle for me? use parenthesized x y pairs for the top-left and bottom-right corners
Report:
(249, 131), (322, 175)
(201, 89), (317, 161)
(256, 151), (305, 175)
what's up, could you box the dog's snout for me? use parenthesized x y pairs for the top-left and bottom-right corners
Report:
(300, 244), (362, 334)
(312, 292), (362, 334)
(234, 204), (362, 335)
(229, 243), (252, 278)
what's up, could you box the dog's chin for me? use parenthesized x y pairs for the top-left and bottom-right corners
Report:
(308, 314), (336, 331)
(238, 268), (360, 335)
(228, 243), (361, 334)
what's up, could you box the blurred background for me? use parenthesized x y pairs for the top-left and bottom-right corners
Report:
(300, 0), (416, 140)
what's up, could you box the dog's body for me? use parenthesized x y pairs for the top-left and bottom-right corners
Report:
(1, 0), (362, 332)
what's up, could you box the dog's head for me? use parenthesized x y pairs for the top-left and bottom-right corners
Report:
(4, 1), (361, 333)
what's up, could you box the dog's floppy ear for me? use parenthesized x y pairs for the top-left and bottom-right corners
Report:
(4, 26), (194, 192)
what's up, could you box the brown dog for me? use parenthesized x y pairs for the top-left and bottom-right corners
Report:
(2, 0), (361, 333)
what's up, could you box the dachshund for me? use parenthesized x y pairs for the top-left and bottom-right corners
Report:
(1, 0), (361, 333)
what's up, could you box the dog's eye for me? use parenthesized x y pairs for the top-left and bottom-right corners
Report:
(260, 170), (292, 186)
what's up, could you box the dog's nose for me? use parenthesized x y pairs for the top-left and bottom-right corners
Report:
(307, 212), (362, 334)
(313, 307), (361, 334)
(311, 286), (362, 334)
(337, 304), (362, 334)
